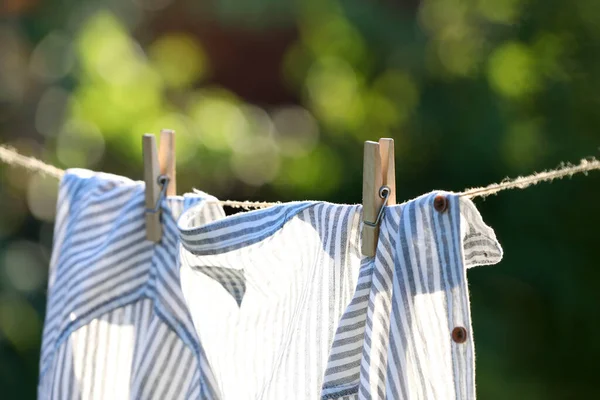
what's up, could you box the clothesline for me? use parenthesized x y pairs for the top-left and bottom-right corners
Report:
(1, 145), (599, 209)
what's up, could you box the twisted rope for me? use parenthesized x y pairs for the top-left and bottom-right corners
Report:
(2, 145), (598, 207)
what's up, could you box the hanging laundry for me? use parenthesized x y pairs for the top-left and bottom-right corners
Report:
(322, 192), (503, 400)
(178, 202), (362, 399)
(178, 192), (503, 400)
(38, 169), (225, 400)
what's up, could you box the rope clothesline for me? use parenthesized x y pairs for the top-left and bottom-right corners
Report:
(459, 157), (600, 198)
(1, 145), (599, 209)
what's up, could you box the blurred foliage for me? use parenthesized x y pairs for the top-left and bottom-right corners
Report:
(0, 0), (599, 398)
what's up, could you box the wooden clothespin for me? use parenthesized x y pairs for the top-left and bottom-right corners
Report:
(362, 138), (396, 256)
(143, 129), (177, 242)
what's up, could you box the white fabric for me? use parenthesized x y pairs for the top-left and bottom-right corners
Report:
(39, 169), (225, 400)
(178, 192), (503, 400)
(179, 202), (361, 399)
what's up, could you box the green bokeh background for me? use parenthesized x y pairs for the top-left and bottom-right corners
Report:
(1, 0), (599, 398)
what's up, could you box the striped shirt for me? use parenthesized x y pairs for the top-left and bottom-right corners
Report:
(178, 191), (502, 399)
(39, 169), (225, 400)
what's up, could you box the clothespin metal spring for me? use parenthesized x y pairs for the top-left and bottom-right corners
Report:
(145, 175), (170, 215)
(363, 185), (391, 228)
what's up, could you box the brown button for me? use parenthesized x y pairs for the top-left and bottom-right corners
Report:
(433, 195), (448, 213)
(452, 327), (468, 343)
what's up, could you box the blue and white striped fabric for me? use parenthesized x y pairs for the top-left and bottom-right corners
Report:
(321, 192), (502, 400)
(178, 191), (502, 399)
(179, 202), (362, 399)
(38, 169), (225, 400)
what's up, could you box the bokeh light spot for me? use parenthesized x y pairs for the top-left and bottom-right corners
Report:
(188, 90), (244, 151)
(56, 119), (105, 168)
(0, 294), (41, 353)
(0, 26), (28, 103)
(370, 70), (419, 129)
(77, 11), (146, 85)
(149, 33), (208, 89)
(275, 144), (342, 196)
(71, 10), (165, 145)
(419, 0), (469, 35)
(1, 240), (48, 293)
(230, 138), (280, 186)
(35, 86), (70, 137)
(27, 173), (59, 223)
(436, 33), (484, 77)
(502, 118), (546, 169)
(302, 16), (367, 66)
(477, 0), (522, 24)
(229, 105), (275, 155)
(488, 42), (541, 98)
(305, 57), (364, 131)
(533, 33), (569, 81)
(29, 31), (74, 82)
(272, 106), (319, 157)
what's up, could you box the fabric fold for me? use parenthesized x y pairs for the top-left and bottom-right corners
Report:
(178, 191), (502, 400)
(322, 191), (503, 400)
(38, 169), (225, 400)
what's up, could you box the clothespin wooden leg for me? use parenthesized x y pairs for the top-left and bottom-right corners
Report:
(379, 138), (396, 206)
(143, 134), (162, 242)
(362, 138), (396, 256)
(362, 141), (383, 256)
(144, 130), (177, 242)
(158, 129), (176, 196)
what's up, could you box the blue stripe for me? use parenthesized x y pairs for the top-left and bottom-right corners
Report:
(39, 169), (221, 399)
